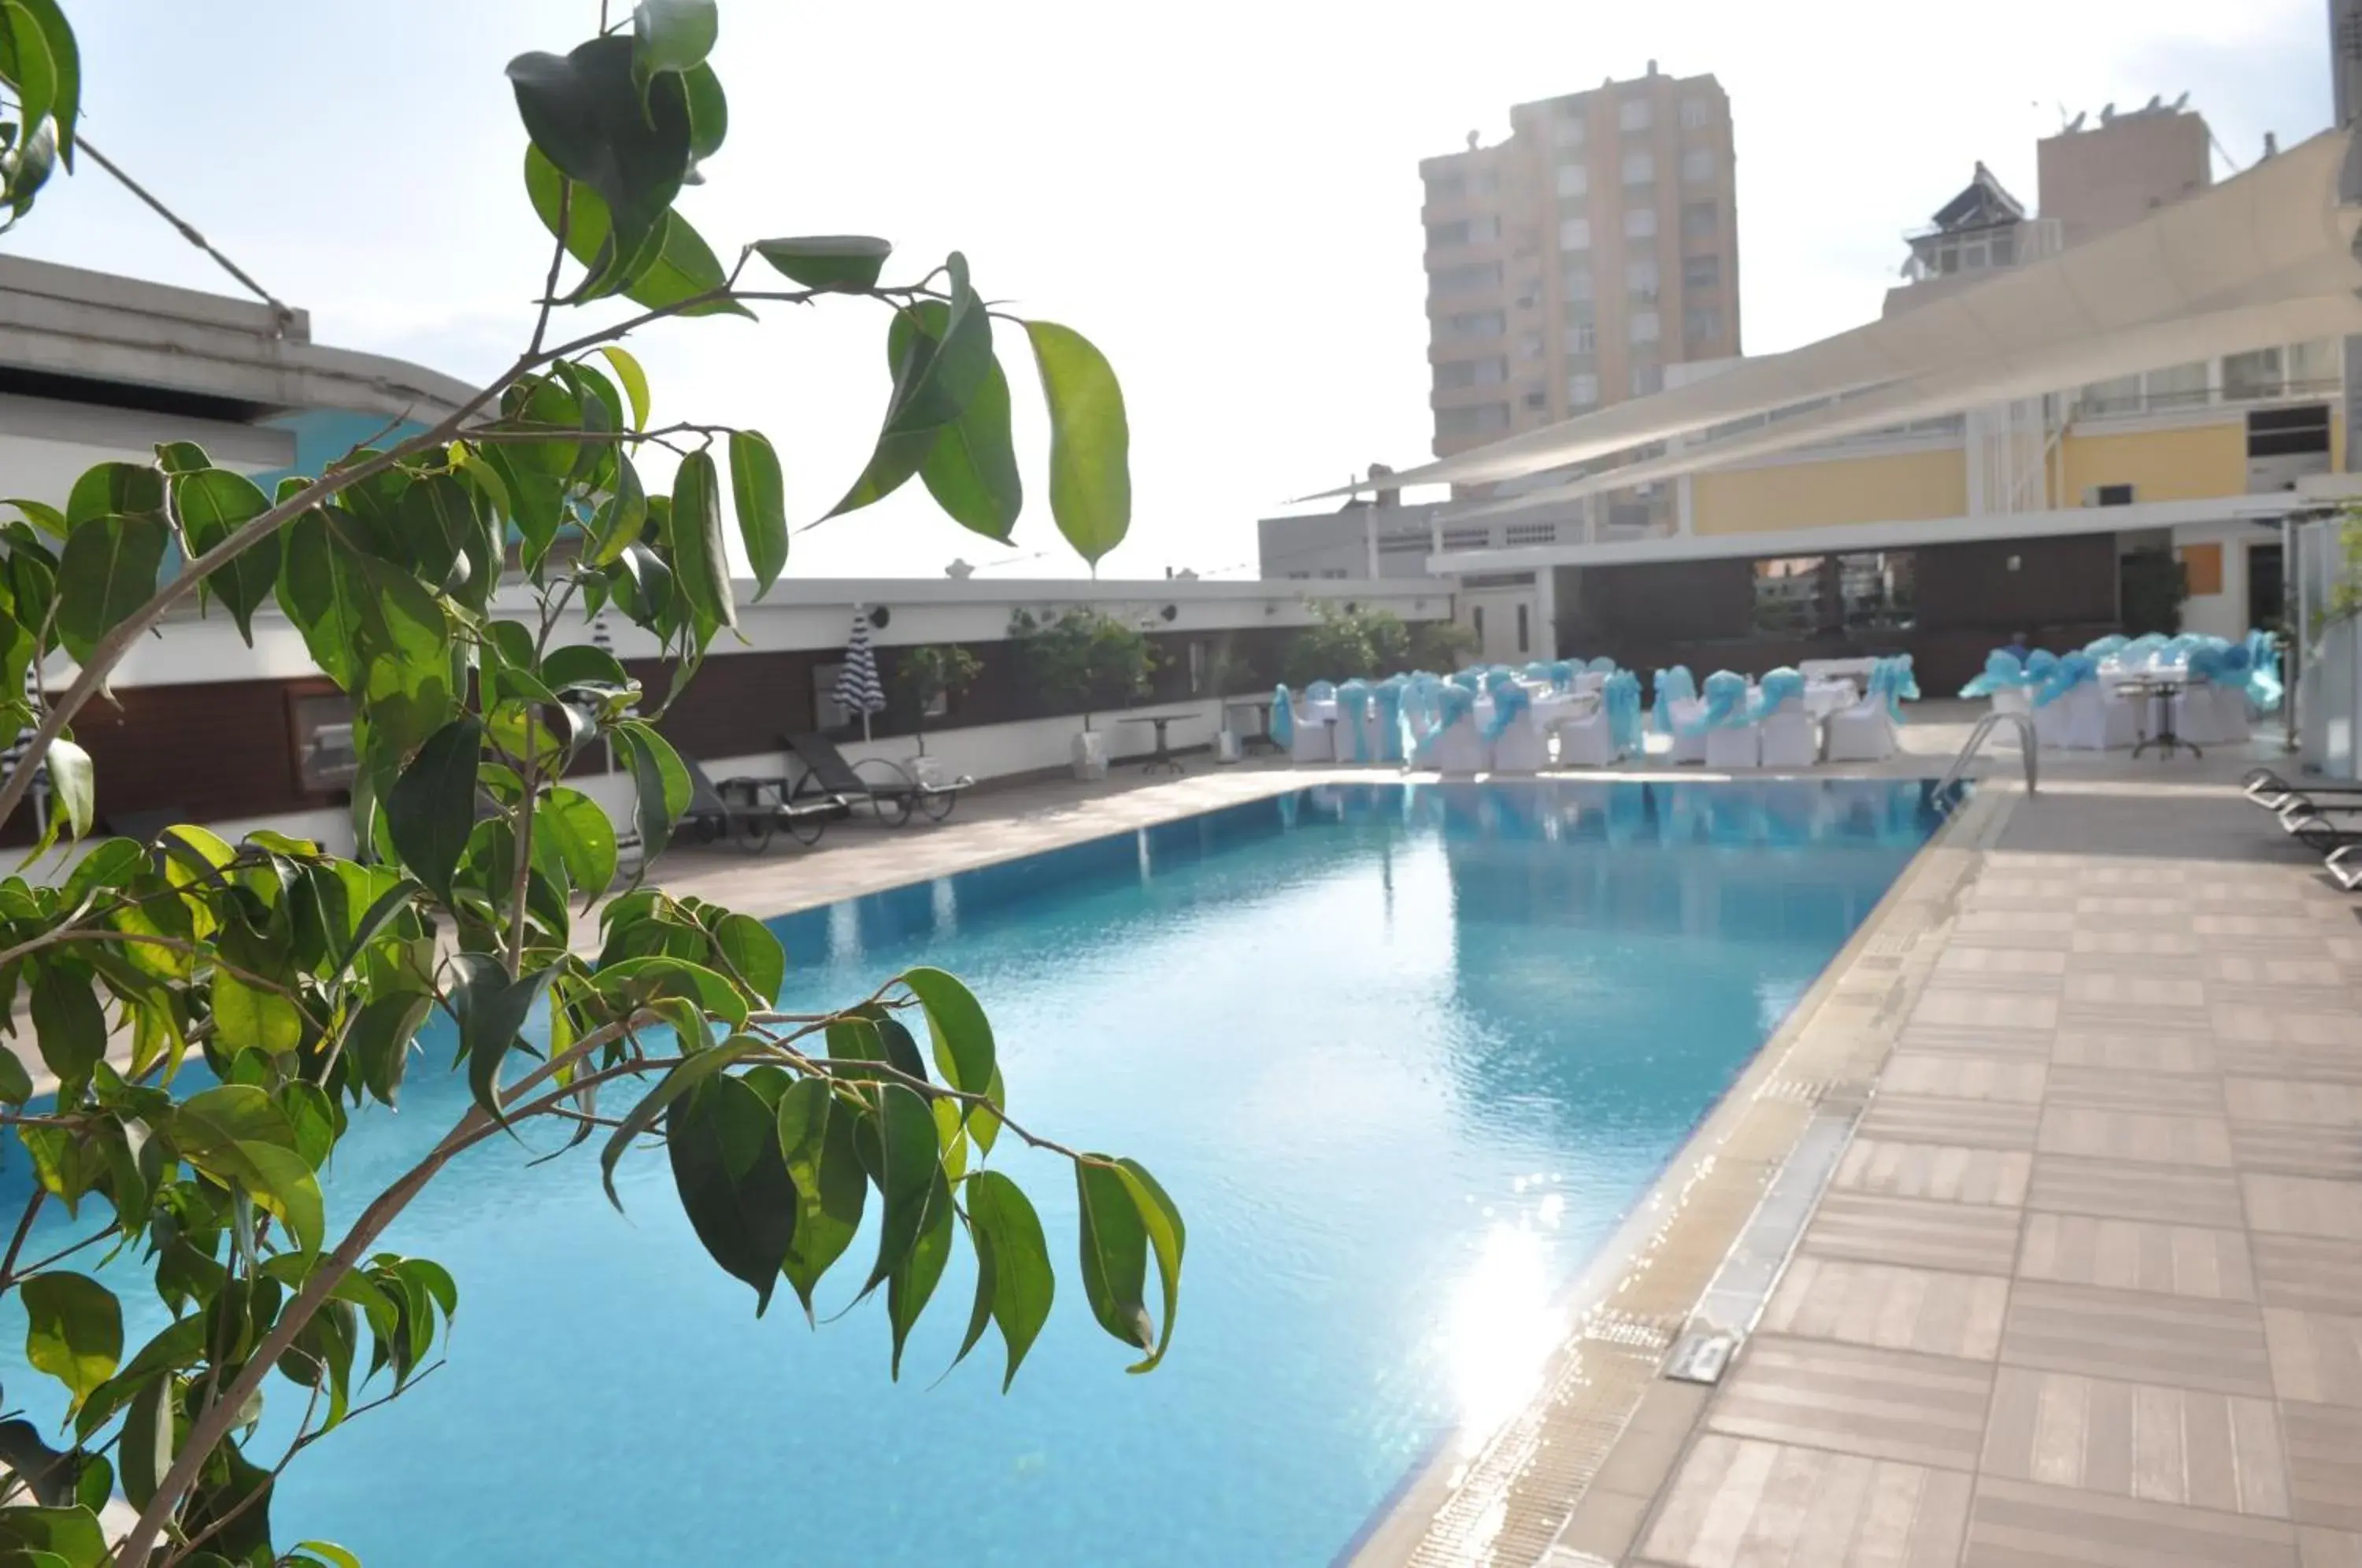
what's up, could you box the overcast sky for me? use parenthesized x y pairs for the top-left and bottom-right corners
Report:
(11, 1), (2333, 582)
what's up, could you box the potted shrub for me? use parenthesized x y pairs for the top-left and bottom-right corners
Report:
(896, 643), (982, 785)
(1011, 608), (1157, 779)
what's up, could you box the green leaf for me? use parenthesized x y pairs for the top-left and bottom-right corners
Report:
(63, 462), (161, 529)
(901, 965), (995, 1099)
(43, 737), (91, 840)
(538, 786), (618, 900)
(54, 512), (166, 664)
(861, 1084), (942, 1296)
(752, 235), (890, 291)
(28, 963), (104, 1093)
(276, 510), (457, 759)
(210, 966), (301, 1056)
(595, 346), (651, 431)
(681, 61), (726, 165)
(280, 1080), (339, 1170)
(170, 1087), (324, 1254)
(345, 991), (431, 1108)
(295, 1546), (362, 1568)
(613, 717), (691, 867)
(542, 643), (631, 693)
(0, 1046), (31, 1104)
(667, 1073), (796, 1314)
(590, 955), (747, 1030)
(773, 1077), (864, 1319)
(451, 956), (557, 1122)
(597, 1033), (763, 1208)
(727, 430), (787, 597)
(667, 449), (735, 634)
(918, 345), (1022, 542)
(962, 1170), (1055, 1391)
(169, 468), (277, 644)
(1115, 1158), (1185, 1371)
(396, 472), (481, 592)
(1, 496), (65, 539)
(1075, 1159), (1153, 1357)
(3, 0), (76, 163)
(386, 715), (481, 906)
(0, 2), (59, 157)
(506, 36), (693, 298)
(20, 1274), (120, 1411)
(0, 1506), (107, 1568)
(828, 253), (993, 520)
(588, 449), (649, 568)
(523, 145), (746, 318)
(116, 1379), (169, 1509)
(631, 0), (716, 77)
(1024, 320), (1132, 566)
(710, 912), (783, 1004)
(887, 1179), (953, 1378)
(59, 836), (140, 908)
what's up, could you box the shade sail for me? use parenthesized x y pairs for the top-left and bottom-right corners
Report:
(1329, 128), (2361, 499)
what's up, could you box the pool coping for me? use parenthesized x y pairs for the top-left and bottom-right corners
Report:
(1341, 780), (2018, 1568)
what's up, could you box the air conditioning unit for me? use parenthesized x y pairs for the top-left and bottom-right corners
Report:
(2083, 483), (2136, 507)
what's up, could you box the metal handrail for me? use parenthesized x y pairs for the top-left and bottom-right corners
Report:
(1938, 710), (2038, 797)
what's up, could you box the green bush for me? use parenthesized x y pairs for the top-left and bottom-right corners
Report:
(1009, 608), (1155, 729)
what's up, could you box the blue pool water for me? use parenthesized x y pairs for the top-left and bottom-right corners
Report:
(1, 779), (1946, 1565)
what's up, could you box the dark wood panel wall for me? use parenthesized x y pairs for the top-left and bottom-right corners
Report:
(1557, 534), (2122, 695)
(7, 625), (1306, 842)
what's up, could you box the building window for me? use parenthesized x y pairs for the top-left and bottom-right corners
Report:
(1681, 202), (1717, 239)
(1517, 330), (1545, 359)
(1442, 310), (1505, 338)
(1552, 116), (1587, 150)
(1434, 357), (1507, 390)
(1472, 170), (1501, 195)
(2290, 337), (2342, 390)
(1679, 96), (1712, 129)
(1563, 263), (1594, 301)
(1753, 557), (1827, 638)
(1624, 206), (1658, 240)
(1558, 216), (1591, 251)
(1631, 361), (1664, 397)
(1619, 97), (1653, 131)
(1682, 253), (1721, 289)
(1556, 163), (1589, 198)
(2079, 373), (2143, 417)
(1427, 172), (1467, 203)
(1436, 404), (1511, 438)
(1504, 522), (1557, 545)
(2224, 348), (2285, 401)
(1683, 305), (1723, 345)
(1431, 261), (1503, 296)
(1442, 527), (1491, 550)
(1568, 316), (1597, 354)
(1839, 552), (1916, 632)
(1515, 603), (1531, 654)
(2145, 361), (2208, 409)
(1680, 148), (1714, 184)
(1523, 390), (1548, 412)
(1621, 149), (1655, 185)
(1630, 309), (1661, 343)
(1990, 231), (2016, 265)
(1627, 257), (1660, 300)
(1427, 220), (1470, 249)
(1472, 605), (1485, 643)
(1568, 372), (1601, 408)
(1188, 641), (1208, 695)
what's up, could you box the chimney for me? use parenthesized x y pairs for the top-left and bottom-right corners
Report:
(2263, 130), (2280, 159)
(1646, 58), (1659, 76)
(1370, 462), (1398, 509)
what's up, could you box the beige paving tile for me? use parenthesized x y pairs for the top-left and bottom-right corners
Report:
(2072, 927), (2203, 957)
(2029, 1154), (2249, 1227)
(2047, 1062), (2225, 1115)
(1895, 1023), (2054, 1060)
(1909, 987), (2060, 1034)
(2206, 955), (2353, 988)
(1934, 945), (2068, 977)
(1705, 1335), (1994, 1470)
(2063, 969), (2209, 1009)
(2265, 1308), (2362, 1407)
(2245, 1175), (2362, 1241)
(1956, 908), (2078, 941)
(1963, 1476), (2299, 1566)
(2286, 1402), (2362, 1533)
(2196, 913), (2337, 943)
(2300, 1525), (2362, 1567)
(1760, 1256), (2011, 1360)
(1879, 1054), (2049, 1104)
(2220, 1039), (2362, 1085)
(1979, 1366), (2290, 1518)
(2018, 1213), (2256, 1301)
(2050, 1030), (2219, 1074)
(1860, 1095), (2042, 1151)
(2253, 1236), (2362, 1316)
(1999, 1280), (2275, 1397)
(1638, 1434), (1971, 1568)
(2230, 1123), (2362, 1181)
(1801, 1192), (2026, 1275)
(1834, 1139), (2031, 1207)
(2075, 895), (2195, 920)
(2036, 1105), (2236, 1167)
(2213, 1007), (2362, 1049)
(2228, 1080), (2362, 1129)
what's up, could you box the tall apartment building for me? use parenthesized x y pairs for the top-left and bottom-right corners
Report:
(1419, 64), (1741, 459)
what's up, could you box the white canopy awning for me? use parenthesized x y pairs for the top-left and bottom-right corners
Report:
(1324, 128), (2362, 501)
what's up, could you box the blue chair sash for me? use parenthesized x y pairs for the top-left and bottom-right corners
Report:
(1271, 686), (1296, 748)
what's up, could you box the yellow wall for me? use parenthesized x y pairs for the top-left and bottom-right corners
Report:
(2059, 423), (2245, 504)
(1692, 449), (1968, 535)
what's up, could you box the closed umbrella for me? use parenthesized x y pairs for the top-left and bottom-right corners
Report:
(834, 608), (889, 741)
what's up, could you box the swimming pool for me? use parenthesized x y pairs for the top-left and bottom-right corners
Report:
(0, 778), (1947, 1565)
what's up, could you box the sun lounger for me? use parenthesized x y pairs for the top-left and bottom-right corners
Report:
(680, 755), (845, 853)
(783, 732), (972, 825)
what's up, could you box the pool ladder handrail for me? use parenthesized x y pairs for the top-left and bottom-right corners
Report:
(1937, 709), (2038, 800)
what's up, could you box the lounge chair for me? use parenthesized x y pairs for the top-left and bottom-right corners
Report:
(2327, 844), (2362, 893)
(2242, 768), (2362, 811)
(680, 755), (845, 853)
(783, 733), (972, 825)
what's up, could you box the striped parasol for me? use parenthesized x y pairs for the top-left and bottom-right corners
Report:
(0, 666), (48, 831)
(833, 608), (888, 740)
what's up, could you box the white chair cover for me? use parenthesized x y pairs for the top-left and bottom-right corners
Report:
(1704, 719), (1762, 770)
(1759, 696), (1818, 769)
(1428, 711), (1488, 774)
(2059, 683), (2138, 750)
(1664, 697), (1709, 764)
(1991, 686), (2033, 718)
(1552, 705), (1616, 767)
(2209, 682), (2251, 743)
(1290, 699), (1338, 764)
(1823, 698), (1896, 762)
